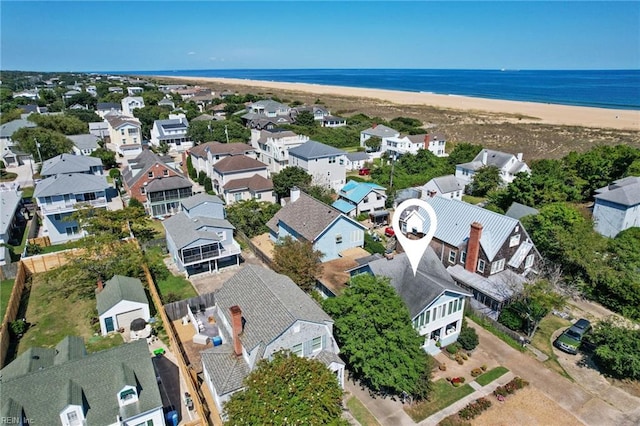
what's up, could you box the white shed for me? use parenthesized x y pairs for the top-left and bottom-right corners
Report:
(97, 275), (150, 336)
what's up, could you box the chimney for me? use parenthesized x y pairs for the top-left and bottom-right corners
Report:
(230, 305), (243, 357)
(96, 278), (104, 293)
(466, 222), (483, 273)
(290, 186), (301, 203)
(482, 150), (488, 165)
(372, 123), (377, 128)
(516, 152), (523, 162)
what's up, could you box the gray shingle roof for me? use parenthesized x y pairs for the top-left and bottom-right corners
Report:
(34, 173), (109, 198)
(96, 102), (121, 111)
(0, 119), (36, 137)
(200, 345), (251, 396)
(145, 175), (192, 192)
(122, 150), (180, 188)
(0, 339), (162, 425)
(428, 175), (465, 194)
(346, 152), (370, 162)
(223, 174), (273, 192)
(594, 176), (640, 206)
(215, 265), (332, 353)
(424, 197), (519, 262)
(288, 140), (346, 160)
(105, 115), (141, 130)
(213, 155), (267, 174)
(181, 193), (224, 210)
(68, 134), (100, 151)
(505, 202), (539, 220)
(190, 142), (254, 158)
(40, 153), (102, 176)
(163, 211), (234, 250)
(96, 275), (148, 315)
(314, 350), (345, 367)
(364, 250), (469, 318)
(266, 192), (342, 242)
(1, 189), (22, 237)
(154, 117), (189, 138)
(447, 265), (525, 302)
(361, 124), (399, 138)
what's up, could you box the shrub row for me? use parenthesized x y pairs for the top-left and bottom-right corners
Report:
(493, 376), (529, 398)
(458, 397), (492, 420)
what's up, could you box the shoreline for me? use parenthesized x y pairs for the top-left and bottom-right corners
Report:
(154, 75), (639, 130)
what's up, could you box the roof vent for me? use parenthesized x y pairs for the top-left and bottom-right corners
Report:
(32, 355), (40, 360)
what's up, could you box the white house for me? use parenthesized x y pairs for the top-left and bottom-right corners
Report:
(344, 152), (371, 171)
(250, 128), (309, 173)
(121, 96), (145, 116)
(321, 115), (347, 128)
(200, 265), (344, 414)
(127, 86), (144, 96)
(288, 140), (347, 192)
(68, 134), (100, 156)
(150, 115), (192, 151)
(383, 133), (447, 158)
(360, 124), (400, 151)
(332, 180), (387, 217)
(189, 142), (256, 177)
(455, 149), (530, 186)
(211, 155), (274, 204)
(96, 275), (150, 335)
(593, 176), (640, 238)
(349, 250), (471, 354)
(421, 175), (466, 201)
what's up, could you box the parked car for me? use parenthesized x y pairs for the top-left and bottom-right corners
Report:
(384, 227), (395, 237)
(358, 168), (371, 176)
(553, 318), (591, 355)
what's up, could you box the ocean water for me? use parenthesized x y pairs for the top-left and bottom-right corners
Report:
(127, 69), (640, 110)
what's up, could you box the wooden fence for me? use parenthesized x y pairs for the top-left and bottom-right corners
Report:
(165, 293), (217, 322)
(27, 235), (50, 248)
(0, 262), (28, 367)
(235, 231), (273, 268)
(20, 249), (77, 274)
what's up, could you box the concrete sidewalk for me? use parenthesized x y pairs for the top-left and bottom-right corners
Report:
(344, 377), (415, 426)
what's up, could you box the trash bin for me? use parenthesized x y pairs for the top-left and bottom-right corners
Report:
(165, 410), (178, 426)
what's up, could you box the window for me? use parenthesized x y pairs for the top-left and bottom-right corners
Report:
(148, 171), (153, 178)
(216, 231), (226, 242)
(491, 258), (505, 274)
(509, 234), (520, 247)
(335, 234), (343, 244)
(256, 193), (262, 200)
(328, 157), (336, 164)
(140, 187), (146, 194)
(477, 259), (485, 273)
(525, 254), (535, 268)
(67, 411), (79, 426)
(339, 158), (344, 165)
(460, 251), (467, 264)
(312, 336), (322, 352)
(163, 169), (169, 176)
(54, 214), (61, 220)
(448, 301), (453, 315)
(44, 196), (52, 204)
(120, 388), (136, 401)
(291, 343), (303, 356)
(120, 129), (125, 136)
(66, 226), (79, 236)
(448, 250), (457, 264)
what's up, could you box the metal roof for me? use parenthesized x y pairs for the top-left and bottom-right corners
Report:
(331, 199), (356, 214)
(338, 180), (385, 203)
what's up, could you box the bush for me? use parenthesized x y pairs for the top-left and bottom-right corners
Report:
(446, 344), (459, 354)
(471, 368), (483, 377)
(457, 322), (479, 351)
(498, 307), (524, 331)
(10, 319), (27, 336)
(439, 415), (471, 426)
(589, 319), (640, 380)
(493, 376), (529, 398)
(458, 397), (492, 420)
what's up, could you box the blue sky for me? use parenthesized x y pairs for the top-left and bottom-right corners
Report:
(1, 1), (638, 71)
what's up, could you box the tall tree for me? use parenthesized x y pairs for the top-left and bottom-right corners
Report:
(13, 127), (73, 161)
(294, 110), (316, 127)
(470, 166), (501, 196)
(225, 199), (281, 238)
(133, 105), (171, 139)
(323, 274), (432, 399)
(447, 142), (483, 166)
(272, 166), (312, 199)
(28, 113), (88, 135)
(272, 236), (323, 292)
(223, 351), (346, 426)
(90, 147), (117, 169)
(364, 136), (381, 151)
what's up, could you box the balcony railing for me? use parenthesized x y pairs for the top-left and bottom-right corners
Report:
(40, 198), (107, 214)
(180, 241), (242, 266)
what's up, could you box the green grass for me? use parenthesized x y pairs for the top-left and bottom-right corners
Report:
(475, 366), (509, 386)
(346, 395), (381, 426)
(0, 172), (18, 181)
(404, 379), (474, 422)
(466, 312), (526, 352)
(157, 273), (197, 301)
(21, 187), (35, 200)
(85, 333), (124, 353)
(1, 279), (16, 321)
(530, 314), (574, 381)
(40, 240), (83, 254)
(461, 195), (486, 205)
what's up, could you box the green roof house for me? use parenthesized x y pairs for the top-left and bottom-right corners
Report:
(97, 275), (150, 336)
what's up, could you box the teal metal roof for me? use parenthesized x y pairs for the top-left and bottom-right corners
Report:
(332, 199), (356, 214)
(338, 180), (385, 203)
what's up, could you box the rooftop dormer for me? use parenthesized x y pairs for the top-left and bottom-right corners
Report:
(117, 364), (139, 407)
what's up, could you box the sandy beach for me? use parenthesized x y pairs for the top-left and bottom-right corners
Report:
(158, 76), (639, 131)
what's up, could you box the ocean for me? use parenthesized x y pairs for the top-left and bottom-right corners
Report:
(126, 69), (640, 111)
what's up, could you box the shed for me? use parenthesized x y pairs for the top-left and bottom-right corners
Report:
(97, 275), (150, 336)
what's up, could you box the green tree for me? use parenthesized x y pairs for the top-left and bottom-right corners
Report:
(13, 127), (74, 160)
(65, 109), (102, 124)
(186, 156), (197, 179)
(447, 143), (483, 167)
(294, 110), (316, 127)
(226, 199), (281, 238)
(90, 147), (117, 169)
(457, 320), (479, 351)
(67, 92), (97, 109)
(187, 120), (250, 144)
(470, 166), (501, 196)
(272, 166), (312, 200)
(389, 116), (423, 133)
(364, 136), (381, 151)
(28, 113), (88, 135)
(305, 184), (334, 205)
(141, 90), (166, 106)
(0, 108), (23, 124)
(133, 105), (171, 139)
(223, 351), (346, 426)
(272, 236), (323, 292)
(589, 319), (640, 380)
(323, 274), (432, 399)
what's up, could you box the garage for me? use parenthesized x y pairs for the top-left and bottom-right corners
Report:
(117, 309), (145, 331)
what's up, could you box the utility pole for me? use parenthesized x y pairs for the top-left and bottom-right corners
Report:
(34, 138), (43, 164)
(389, 152), (396, 189)
(224, 125), (229, 144)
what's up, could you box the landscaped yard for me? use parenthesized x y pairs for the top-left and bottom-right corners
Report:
(16, 273), (124, 358)
(404, 378), (474, 422)
(475, 366), (509, 386)
(145, 246), (197, 302)
(1, 279), (15, 320)
(346, 395), (381, 426)
(531, 314), (574, 380)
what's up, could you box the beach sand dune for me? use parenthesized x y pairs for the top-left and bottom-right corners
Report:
(158, 76), (638, 131)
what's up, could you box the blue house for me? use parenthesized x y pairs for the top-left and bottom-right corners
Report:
(332, 180), (387, 218)
(266, 188), (366, 261)
(349, 250), (471, 354)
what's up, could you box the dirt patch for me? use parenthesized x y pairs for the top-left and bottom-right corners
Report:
(472, 387), (584, 426)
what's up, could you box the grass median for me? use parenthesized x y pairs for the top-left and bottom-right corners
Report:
(404, 379), (474, 422)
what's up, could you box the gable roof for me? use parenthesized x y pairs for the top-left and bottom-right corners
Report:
(181, 192), (224, 210)
(41, 153), (102, 176)
(0, 339), (162, 425)
(190, 142), (254, 158)
(154, 117), (189, 137)
(1, 189), (23, 237)
(364, 250), (469, 317)
(345, 152), (370, 162)
(163, 211), (234, 250)
(213, 155), (266, 174)
(505, 202), (539, 220)
(0, 119), (36, 138)
(122, 149), (180, 188)
(267, 192), (364, 242)
(200, 345), (251, 396)
(34, 173), (109, 198)
(361, 124), (399, 138)
(458, 149), (526, 173)
(144, 175), (192, 192)
(288, 140), (346, 160)
(338, 180), (385, 203)
(223, 174), (273, 192)
(214, 265), (332, 353)
(424, 197), (520, 261)
(594, 176), (640, 206)
(105, 115), (141, 130)
(331, 199), (356, 214)
(96, 275), (148, 315)
(257, 129), (297, 143)
(425, 175), (465, 194)
(67, 134), (100, 151)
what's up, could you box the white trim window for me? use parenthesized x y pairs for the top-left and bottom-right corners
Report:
(509, 234), (521, 247)
(448, 250), (457, 264)
(477, 259), (486, 273)
(312, 336), (322, 352)
(460, 251), (467, 264)
(525, 254), (535, 268)
(491, 258), (506, 274)
(291, 343), (303, 357)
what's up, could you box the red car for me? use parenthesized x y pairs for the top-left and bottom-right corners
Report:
(384, 227), (395, 237)
(358, 168), (371, 176)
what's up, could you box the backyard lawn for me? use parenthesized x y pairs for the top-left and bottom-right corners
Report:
(1, 279), (15, 320)
(145, 246), (197, 302)
(531, 314), (574, 380)
(404, 379), (474, 422)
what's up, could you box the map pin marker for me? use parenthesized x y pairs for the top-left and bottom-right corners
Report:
(391, 198), (438, 276)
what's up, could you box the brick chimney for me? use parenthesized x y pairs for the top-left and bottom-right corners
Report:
(466, 222), (483, 273)
(371, 123), (377, 128)
(230, 305), (243, 357)
(96, 278), (104, 293)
